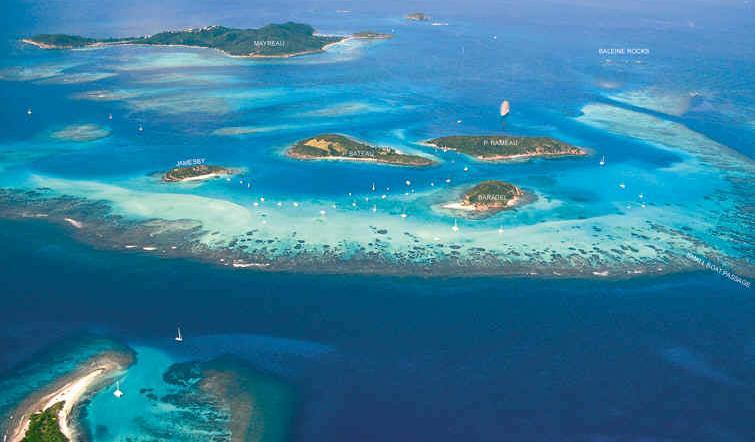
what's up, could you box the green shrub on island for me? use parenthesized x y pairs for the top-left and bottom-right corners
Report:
(427, 135), (585, 160)
(21, 402), (68, 442)
(289, 134), (435, 166)
(27, 23), (344, 57)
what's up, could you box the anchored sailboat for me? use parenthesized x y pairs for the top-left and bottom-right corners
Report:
(599, 155), (606, 166)
(113, 381), (124, 398)
(175, 327), (183, 342)
(452, 219), (459, 232)
(499, 100), (510, 117)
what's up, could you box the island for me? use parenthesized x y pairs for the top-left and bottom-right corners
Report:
(21, 402), (67, 441)
(287, 134), (435, 166)
(162, 164), (236, 182)
(7, 351), (133, 442)
(406, 12), (431, 21)
(23, 23), (386, 58)
(443, 180), (527, 218)
(424, 135), (587, 161)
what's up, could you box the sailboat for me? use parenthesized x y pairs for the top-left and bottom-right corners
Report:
(26, 108), (32, 116)
(499, 100), (510, 117)
(113, 381), (124, 398)
(137, 123), (144, 133)
(452, 219), (459, 232)
(599, 155), (606, 166)
(371, 182), (376, 192)
(108, 113), (113, 120)
(175, 327), (183, 343)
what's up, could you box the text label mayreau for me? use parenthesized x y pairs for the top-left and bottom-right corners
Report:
(254, 40), (286, 47)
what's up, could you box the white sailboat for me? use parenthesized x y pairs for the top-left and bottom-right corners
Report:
(599, 155), (606, 166)
(371, 182), (376, 192)
(26, 108), (32, 116)
(108, 113), (113, 120)
(113, 381), (124, 398)
(175, 327), (183, 342)
(499, 100), (510, 117)
(452, 219), (459, 232)
(137, 123), (144, 132)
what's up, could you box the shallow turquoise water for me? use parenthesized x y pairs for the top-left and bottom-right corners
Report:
(0, 0), (752, 276)
(0, 0), (753, 440)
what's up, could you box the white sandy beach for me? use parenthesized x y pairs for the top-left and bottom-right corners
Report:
(7, 356), (127, 442)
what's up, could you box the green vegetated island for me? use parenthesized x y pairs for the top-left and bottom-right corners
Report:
(23, 22), (392, 58)
(162, 164), (237, 182)
(287, 134), (435, 166)
(443, 180), (527, 218)
(21, 402), (67, 442)
(425, 135), (586, 161)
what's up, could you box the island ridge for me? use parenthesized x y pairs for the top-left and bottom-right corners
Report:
(425, 135), (586, 161)
(288, 134), (436, 166)
(23, 23), (390, 58)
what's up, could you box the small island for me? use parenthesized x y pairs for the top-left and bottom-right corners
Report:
(351, 31), (393, 40)
(443, 180), (527, 218)
(287, 134), (435, 167)
(23, 23), (385, 58)
(425, 135), (586, 161)
(7, 351), (133, 442)
(162, 164), (236, 182)
(406, 12), (431, 21)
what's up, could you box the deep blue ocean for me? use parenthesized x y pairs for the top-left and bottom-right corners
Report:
(0, 219), (753, 441)
(0, 0), (753, 441)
